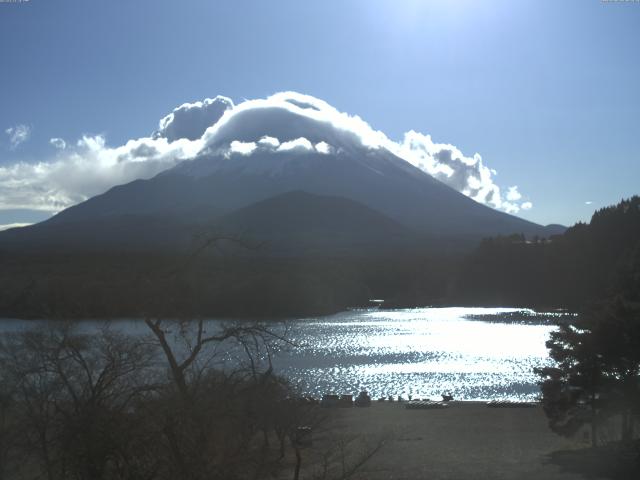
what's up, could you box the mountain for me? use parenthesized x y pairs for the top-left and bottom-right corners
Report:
(0, 92), (573, 319)
(0, 190), (418, 255)
(0, 213), (198, 253)
(0, 92), (565, 254)
(13, 147), (561, 252)
(215, 190), (419, 255)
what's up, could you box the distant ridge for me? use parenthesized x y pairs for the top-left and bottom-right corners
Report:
(215, 190), (419, 255)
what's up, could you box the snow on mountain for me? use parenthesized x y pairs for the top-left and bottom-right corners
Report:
(0, 92), (556, 253)
(0, 92), (533, 217)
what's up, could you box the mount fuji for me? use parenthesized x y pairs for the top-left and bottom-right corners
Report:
(0, 93), (564, 255)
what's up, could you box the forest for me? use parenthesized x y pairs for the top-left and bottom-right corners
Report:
(456, 196), (640, 309)
(0, 197), (638, 320)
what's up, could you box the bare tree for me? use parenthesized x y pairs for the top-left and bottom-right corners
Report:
(140, 314), (297, 480)
(0, 376), (18, 480)
(0, 233), (387, 480)
(0, 323), (157, 480)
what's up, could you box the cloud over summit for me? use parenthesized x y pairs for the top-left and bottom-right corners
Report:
(198, 92), (388, 158)
(0, 92), (532, 215)
(154, 96), (233, 142)
(192, 91), (532, 213)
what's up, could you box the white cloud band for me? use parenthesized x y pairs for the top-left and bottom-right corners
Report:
(0, 92), (532, 214)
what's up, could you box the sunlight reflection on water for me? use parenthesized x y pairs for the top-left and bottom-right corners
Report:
(0, 307), (556, 401)
(272, 307), (555, 401)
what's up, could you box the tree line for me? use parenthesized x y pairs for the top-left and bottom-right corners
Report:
(531, 198), (640, 460)
(456, 196), (640, 309)
(0, 197), (638, 319)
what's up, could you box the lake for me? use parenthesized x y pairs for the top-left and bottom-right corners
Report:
(0, 307), (561, 401)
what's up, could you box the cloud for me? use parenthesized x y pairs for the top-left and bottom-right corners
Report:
(5, 124), (31, 149)
(201, 92), (388, 153)
(277, 137), (314, 153)
(224, 135), (328, 161)
(315, 141), (332, 155)
(196, 91), (532, 213)
(153, 96), (234, 142)
(0, 91), (533, 215)
(0, 222), (31, 232)
(228, 140), (257, 156)
(257, 136), (280, 149)
(393, 131), (534, 213)
(506, 186), (522, 202)
(395, 131), (500, 207)
(0, 134), (202, 211)
(50, 137), (67, 150)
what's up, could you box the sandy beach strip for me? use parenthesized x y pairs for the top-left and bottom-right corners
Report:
(290, 401), (591, 480)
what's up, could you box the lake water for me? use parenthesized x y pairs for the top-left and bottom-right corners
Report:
(0, 307), (560, 401)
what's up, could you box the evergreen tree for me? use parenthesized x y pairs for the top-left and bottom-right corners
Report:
(536, 297), (640, 446)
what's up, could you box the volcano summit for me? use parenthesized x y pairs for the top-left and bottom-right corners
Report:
(0, 92), (563, 254)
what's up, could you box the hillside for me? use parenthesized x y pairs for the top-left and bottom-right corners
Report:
(455, 196), (640, 308)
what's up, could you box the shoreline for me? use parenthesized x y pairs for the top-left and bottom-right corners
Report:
(0, 304), (575, 323)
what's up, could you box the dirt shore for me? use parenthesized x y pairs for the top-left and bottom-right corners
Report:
(292, 401), (595, 480)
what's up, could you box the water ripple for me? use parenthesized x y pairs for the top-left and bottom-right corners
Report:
(272, 307), (555, 401)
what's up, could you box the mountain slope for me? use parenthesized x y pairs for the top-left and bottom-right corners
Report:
(215, 190), (419, 255)
(43, 147), (556, 243)
(0, 213), (199, 253)
(0, 191), (421, 255)
(1, 89), (566, 252)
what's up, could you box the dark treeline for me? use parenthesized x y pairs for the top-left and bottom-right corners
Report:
(0, 196), (638, 319)
(0, 251), (458, 319)
(530, 201), (640, 470)
(456, 196), (640, 310)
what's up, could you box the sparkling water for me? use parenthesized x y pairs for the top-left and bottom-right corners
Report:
(0, 307), (559, 401)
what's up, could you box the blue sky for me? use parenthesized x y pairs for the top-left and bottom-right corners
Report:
(0, 0), (639, 227)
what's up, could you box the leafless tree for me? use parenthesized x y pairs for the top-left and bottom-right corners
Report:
(0, 233), (387, 480)
(140, 314), (299, 480)
(0, 323), (157, 480)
